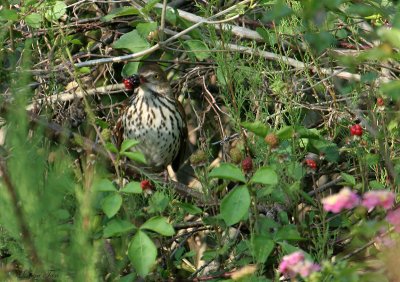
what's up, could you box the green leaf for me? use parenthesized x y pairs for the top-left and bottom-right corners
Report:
(128, 230), (157, 277)
(0, 9), (18, 21)
(121, 181), (142, 194)
(251, 235), (275, 263)
(276, 126), (295, 140)
(122, 62), (140, 77)
(256, 27), (276, 45)
(143, 0), (161, 14)
(136, 22), (158, 39)
(94, 179), (117, 192)
(261, 0), (292, 23)
(209, 163), (246, 183)
(310, 139), (339, 162)
(340, 172), (356, 186)
(102, 193), (123, 218)
(220, 186), (250, 226)
(140, 216), (175, 236)
(120, 139), (140, 153)
(45, 1), (67, 21)
(148, 191), (169, 214)
(175, 202), (202, 215)
(113, 30), (150, 53)
(122, 151), (147, 164)
(103, 219), (136, 237)
(369, 180), (385, 190)
(250, 166), (278, 185)
(380, 80), (400, 101)
(105, 142), (118, 154)
(184, 40), (210, 61)
(378, 28), (400, 49)
(241, 121), (270, 137)
(25, 13), (42, 28)
(274, 225), (303, 242)
(102, 7), (139, 22)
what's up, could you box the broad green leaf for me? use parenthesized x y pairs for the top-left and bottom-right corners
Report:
(136, 22), (158, 39)
(103, 219), (136, 237)
(304, 31), (337, 54)
(143, 0), (161, 14)
(340, 172), (356, 186)
(140, 216), (175, 236)
(261, 0), (292, 23)
(128, 230), (157, 277)
(122, 62), (140, 77)
(94, 179), (117, 192)
(209, 163), (246, 183)
(287, 162), (305, 181)
(256, 27), (276, 45)
(113, 30), (150, 53)
(250, 166), (278, 185)
(251, 235), (275, 263)
(241, 121), (270, 137)
(102, 7), (139, 22)
(120, 139), (140, 153)
(220, 186), (250, 226)
(102, 193), (122, 218)
(274, 225), (303, 242)
(184, 40), (210, 61)
(369, 180), (385, 190)
(25, 13), (42, 28)
(276, 126), (295, 140)
(105, 142), (118, 154)
(0, 9), (18, 21)
(310, 139), (339, 162)
(121, 181), (142, 194)
(122, 151), (147, 164)
(378, 28), (400, 49)
(175, 202), (202, 215)
(148, 191), (169, 214)
(45, 1), (67, 21)
(380, 80), (400, 101)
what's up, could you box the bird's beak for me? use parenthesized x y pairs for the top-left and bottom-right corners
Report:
(139, 75), (147, 84)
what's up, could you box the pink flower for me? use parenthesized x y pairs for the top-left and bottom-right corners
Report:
(279, 251), (320, 278)
(321, 187), (360, 213)
(362, 190), (395, 210)
(387, 208), (400, 232)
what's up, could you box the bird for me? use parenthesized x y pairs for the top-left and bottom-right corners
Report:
(117, 63), (187, 173)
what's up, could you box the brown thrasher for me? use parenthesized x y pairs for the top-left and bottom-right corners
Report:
(118, 64), (187, 172)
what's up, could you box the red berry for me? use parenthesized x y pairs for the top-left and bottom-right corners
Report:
(377, 97), (384, 107)
(350, 124), (363, 136)
(241, 156), (253, 173)
(123, 78), (133, 90)
(140, 180), (153, 190)
(305, 159), (317, 170)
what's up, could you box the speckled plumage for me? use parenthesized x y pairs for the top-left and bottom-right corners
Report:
(120, 64), (187, 172)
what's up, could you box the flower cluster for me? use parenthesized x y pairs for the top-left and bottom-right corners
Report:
(279, 251), (320, 278)
(321, 188), (360, 213)
(362, 190), (395, 210)
(386, 208), (400, 232)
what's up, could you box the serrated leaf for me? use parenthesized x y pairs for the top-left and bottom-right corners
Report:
(94, 179), (117, 192)
(45, 1), (67, 21)
(128, 231), (157, 277)
(122, 62), (140, 77)
(340, 172), (356, 186)
(120, 139), (140, 153)
(25, 13), (42, 28)
(103, 219), (136, 237)
(121, 181), (142, 194)
(102, 7), (139, 22)
(274, 225), (303, 242)
(102, 193), (122, 218)
(251, 235), (275, 263)
(140, 216), (175, 236)
(113, 30), (150, 53)
(209, 163), (246, 183)
(122, 151), (147, 164)
(0, 9), (18, 21)
(250, 166), (278, 185)
(175, 202), (202, 215)
(184, 40), (210, 61)
(241, 121), (270, 137)
(136, 22), (158, 39)
(220, 185), (250, 226)
(276, 126), (295, 140)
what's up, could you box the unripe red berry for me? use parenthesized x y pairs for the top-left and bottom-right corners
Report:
(377, 97), (384, 107)
(264, 133), (279, 148)
(241, 156), (253, 174)
(350, 124), (363, 137)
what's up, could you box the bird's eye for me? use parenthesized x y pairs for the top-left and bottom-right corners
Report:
(154, 74), (159, 79)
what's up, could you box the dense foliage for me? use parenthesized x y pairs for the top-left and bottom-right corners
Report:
(1, 0), (400, 281)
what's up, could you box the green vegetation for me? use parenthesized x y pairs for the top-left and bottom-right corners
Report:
(1, 0), (400, 281)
